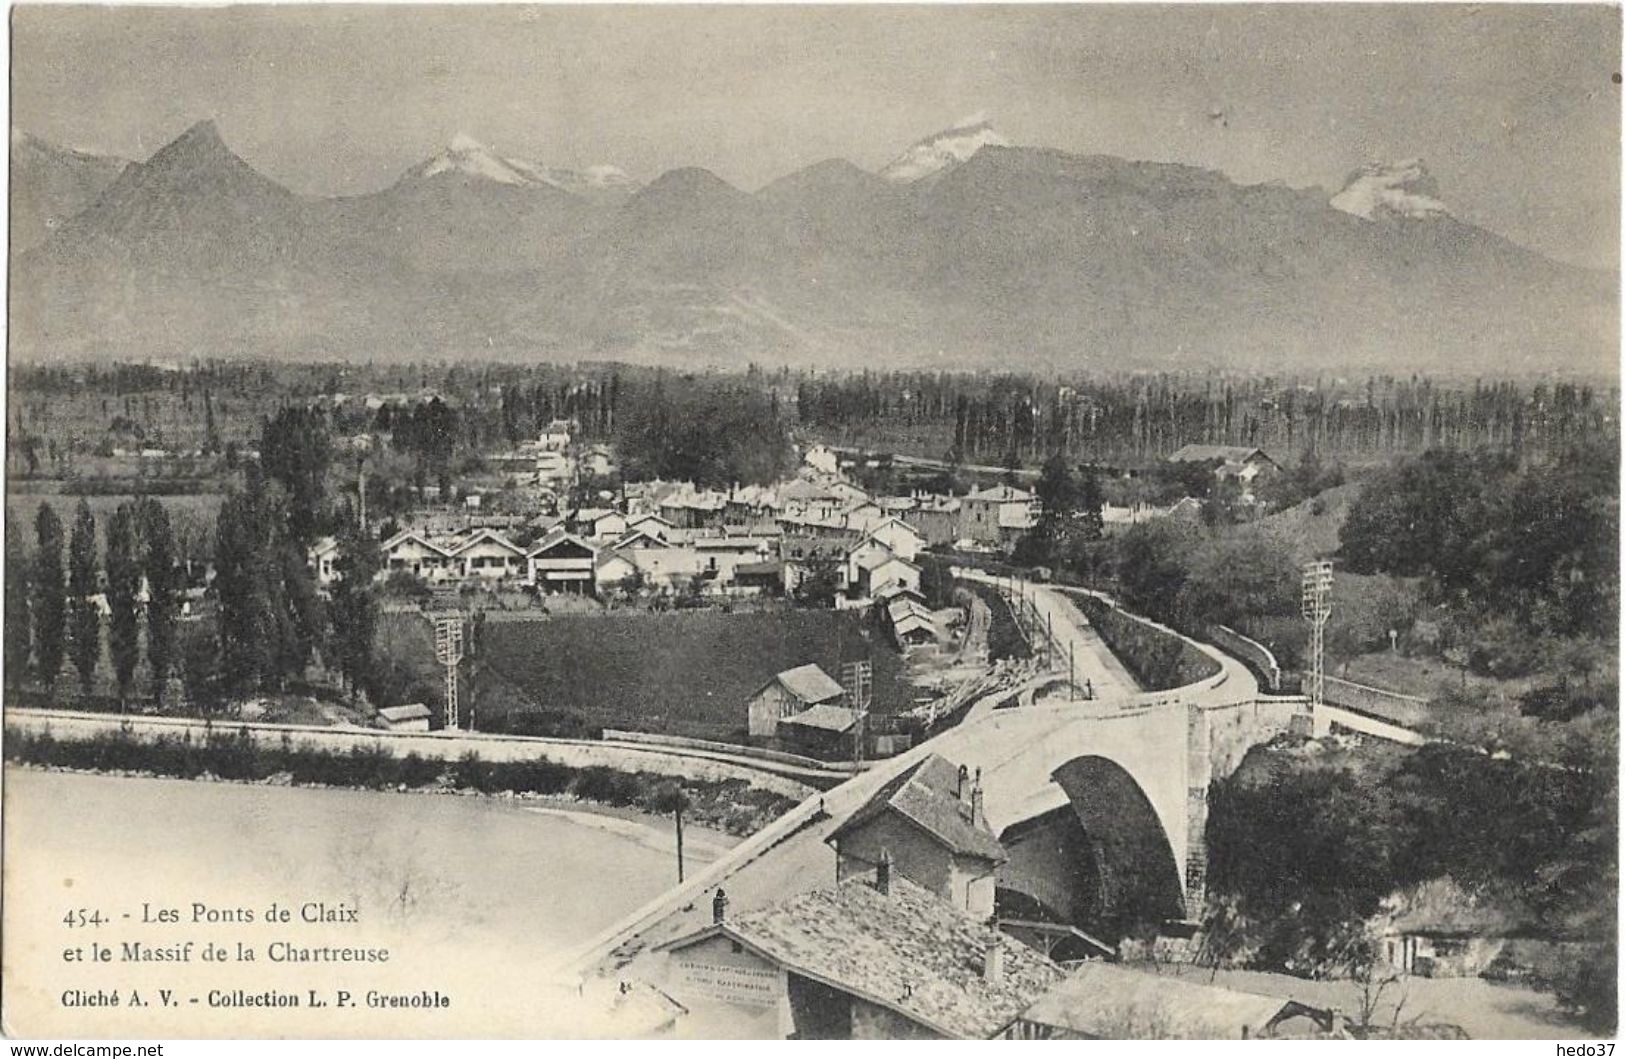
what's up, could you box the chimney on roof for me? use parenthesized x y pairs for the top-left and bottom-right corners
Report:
(712, 888), (729, 925)
(971, 769), (986, 828)
(876, 849), (893, 895)
(957, 763), (975, 819)
(981, 940), (1005, 983)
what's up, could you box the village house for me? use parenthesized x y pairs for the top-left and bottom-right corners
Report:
(851, 549), (921, 601)
(957, 485), (1039, 548)
(625, 512), (678, 541)
(693, 535), (773, 585)
(537, 418), (575, 451)
(731, 559), (785, 596)
(657, 483), (730, 530)
(1000, 963), (1332, 1040)
(827, 755), (1006, 919)
(448, 527), (527, 580)
(907, 495), (962, 547)
(840, 500), (888, 534)
(568, 507), (629, 540)
(724, 483), (781, 522)
(309, 536), (342, 586)
(747, 663), (846, 740)
(780, 536), (857, 596)
(622, 539), (706, 590)
(777, 477), (853, 522)
(381, 529), (457, 582)
(1165, 444), (1282, 492)
(802, 443), (840, 476)
(528, 529), (599, 595)
(657, 873), (1061, 1039)
(592, 550), (639, 593)
(864, 518), (924, 561)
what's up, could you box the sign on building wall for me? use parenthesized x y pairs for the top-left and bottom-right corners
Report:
(674, 959), (782, 1008)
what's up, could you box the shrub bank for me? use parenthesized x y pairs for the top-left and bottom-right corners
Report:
(1066, 591), (1220, 691)
(5, 728), (796, 838)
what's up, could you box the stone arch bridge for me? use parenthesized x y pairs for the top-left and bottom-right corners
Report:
(566, 587), (1310, 975)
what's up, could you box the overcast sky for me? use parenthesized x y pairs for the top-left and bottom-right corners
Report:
(12, 4), (1621, 269)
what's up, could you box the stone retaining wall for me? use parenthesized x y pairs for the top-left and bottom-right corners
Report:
(3, 709), (816, 800)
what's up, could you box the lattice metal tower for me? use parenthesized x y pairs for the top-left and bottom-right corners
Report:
(842, 660), (873, 764)
(434, 613), (465, 730)
(1300, 560), (1335, 707)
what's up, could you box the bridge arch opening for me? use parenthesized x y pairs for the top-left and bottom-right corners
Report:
(996, 756), (1186, 943)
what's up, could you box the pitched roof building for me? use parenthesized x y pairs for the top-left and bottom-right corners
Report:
(828, 754), (1006, 918)
(1165, 444), (1276, 466)
(1002, 962), (1331, 1040)
(658, 874), (1063, 1039)
(747, 663), (846, 740)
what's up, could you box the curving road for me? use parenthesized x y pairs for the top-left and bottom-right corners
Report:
(955, 568), (1144, 700)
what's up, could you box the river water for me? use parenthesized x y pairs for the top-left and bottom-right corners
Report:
(2, 769), (725, 1036)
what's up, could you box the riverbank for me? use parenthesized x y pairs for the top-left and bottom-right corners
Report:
(3, 725), (794, 838)
(2, 768), (696, 1036)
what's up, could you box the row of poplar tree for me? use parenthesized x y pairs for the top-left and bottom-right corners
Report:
(4, 497), (181, 707)
(4, 404), (387, 713)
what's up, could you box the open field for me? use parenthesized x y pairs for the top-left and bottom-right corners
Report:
(5, 486), (222, 561)
(478, 609), (917, 742)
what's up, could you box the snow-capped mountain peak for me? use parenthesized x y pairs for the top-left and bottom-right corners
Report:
(399, 135), (639, 198)
(1330, 159), (1451, 221)
(880, 116), (1010, 183)
(406, 133), (538, 186)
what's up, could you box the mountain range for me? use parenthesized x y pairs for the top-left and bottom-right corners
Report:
(10, 118), (1617, 374)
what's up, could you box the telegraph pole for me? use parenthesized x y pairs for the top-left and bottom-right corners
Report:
(1301, 560), (1334, 708)
(842, 660), (873, 764)
(433, 612), (465, 730)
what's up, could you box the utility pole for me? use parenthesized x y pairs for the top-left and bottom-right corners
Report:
(1301, 560), (1334, 708)
(842, 659), (873, 764)
(433, 612), (464, 730)
(675, 798), (685, 883)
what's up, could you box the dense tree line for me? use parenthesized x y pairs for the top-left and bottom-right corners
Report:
(1340, 442), (1618, 643)
(614, 375), (794, 487)
(796, 371), (1615, 465)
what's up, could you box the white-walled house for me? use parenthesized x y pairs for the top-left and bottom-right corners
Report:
(569, 507), (629, 540)
(803, 444), (840, 476)
(309, 537), (342, 585)
(381, 530), (457, 582)
(449, 528), (528, 580)
(865, 518), (924, 561)
(856, 553), (922, 599)
(594, 550), (640, 592)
